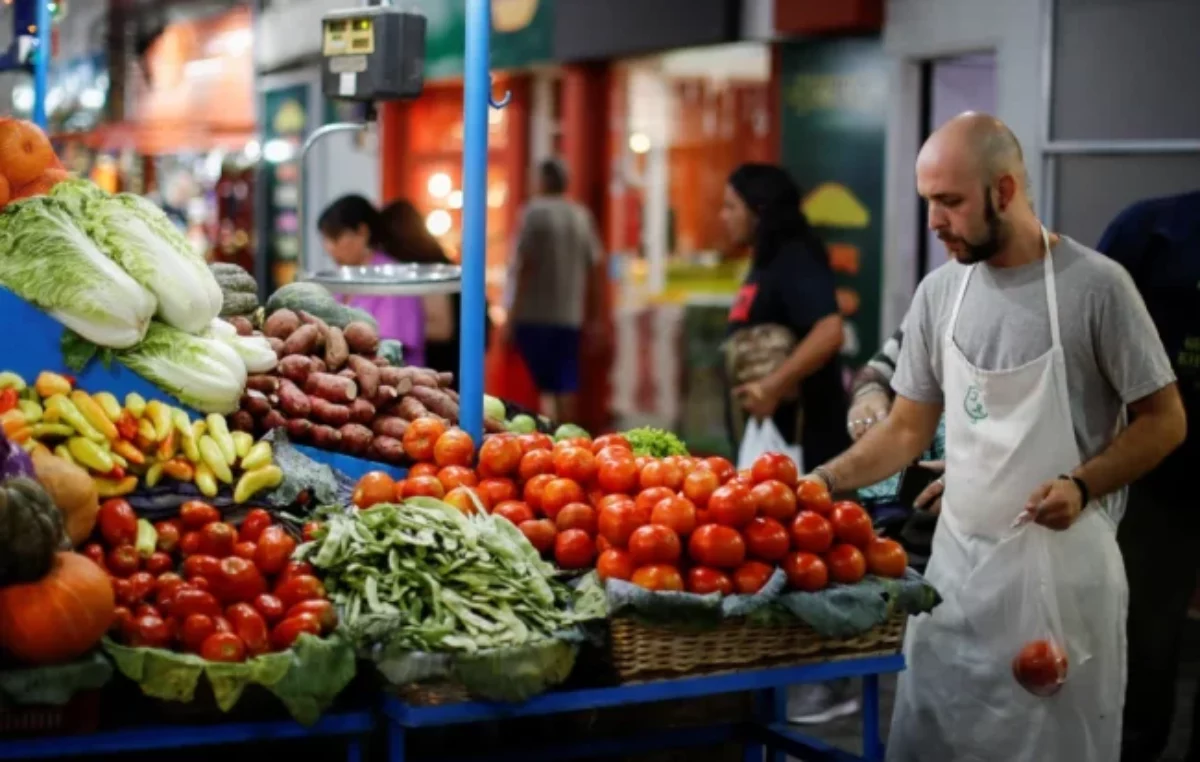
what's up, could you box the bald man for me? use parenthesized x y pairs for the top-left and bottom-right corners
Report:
(804, 113), (1186, 761)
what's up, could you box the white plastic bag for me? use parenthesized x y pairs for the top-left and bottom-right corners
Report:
(736, 418), (803, 472)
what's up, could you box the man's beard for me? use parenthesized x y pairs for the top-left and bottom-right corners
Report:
(941, 190), (1005, 264)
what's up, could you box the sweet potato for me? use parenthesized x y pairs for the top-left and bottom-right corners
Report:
(311, 398), (352, 427)
(262, 410), (288, 432)
(246, 375), (280, 394)
(378, 367), (414, 387)
(394, 377), (414, 397)
(241, 390), (273, 418)
(299, 310), (331, 335)
(338, 368), (356, 379)
(413, 369), (440, 388)
(282, 324), (320, 356)
(408, 386), (458, 420)
(278, 355), (313, 385)
(309, 425), (342, 449)
(324, 326), (350, 370)
(445, 388), (459, 403)
(372, 356), (391, 367)
(264, 309), (301, 340)
(372, 385), (399, 409)
(347, 355), (380, 399)
(339, 424), (373, 455)
(305, 373), (358, 404)
(278, 381), (312, 418)
(368, 436), (406, 464)
(343, 321), (380, 355)
(310, 357), (328, 374)
(484, 417), (508, 434)
(227, 316), (254, 336)
(436, 372), (455, 388)
(229, 410), (256, 433)
(287, 418), (314, 442)
(350, 398), (376, 425)
(372, 417), (409, 439)
(267, 336), (286, 357)
(397, 396), (431, 422)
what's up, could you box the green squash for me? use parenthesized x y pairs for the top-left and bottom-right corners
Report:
(0, 478), (67, 585)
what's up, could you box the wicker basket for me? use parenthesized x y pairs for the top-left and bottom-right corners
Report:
(609, 611), (907, 682)
(394, 680), (472, 707)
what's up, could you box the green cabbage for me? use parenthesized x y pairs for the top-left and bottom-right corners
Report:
(114, 321), (246, 413)
(0, 194), (157, 348)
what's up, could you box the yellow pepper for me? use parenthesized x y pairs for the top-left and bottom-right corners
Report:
(94, 475), (138, 498)
(145, 461), (165, 488)
(16, 399), (42, 423)
(162, 457), (196, 482)
(68, 437), (114, 473)
(124, 393), (147, 420)
(112, 438), (146, 466)
(198, 435), (233, 484)
(233, 465), (284, 504)
(136, 418), (157, 452)
(239, 441), (273, 472)
(205, 414), (236, 466)
(0, 371), (27, 392)
(70, 391), (119, 441)
(232, 431), (254, 461)
(34, 372), (72, 398)
(92, 392), (123, 422)
(54, 443), (75, 466)
(145, 400), (172, 442)
(45, 395), (104, 442)
(194, 463), (219, 498)
(157, 429), (179, 461)
(174, 409), (200, 463)
(29, 423), (75, 440)
(108, 451), (128, 469)
(1, 409), (26, 437)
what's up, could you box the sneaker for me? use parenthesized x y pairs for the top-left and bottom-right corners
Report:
(787, 681), (860, 725)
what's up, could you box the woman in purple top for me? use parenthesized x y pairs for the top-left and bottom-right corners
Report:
(317, 195), (427, 367)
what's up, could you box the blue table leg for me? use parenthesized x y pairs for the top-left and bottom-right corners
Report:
(862, 673), (884, 762)
(743, 689), (767, 762)
(388, 722), (407, 762)
(769, 687), (787, 762)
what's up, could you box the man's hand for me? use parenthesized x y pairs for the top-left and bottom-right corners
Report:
(848, 388), (893, 441)
(735, 377), (784, 420)
(912, 460), (944, 514)
(1023, 478), (1084, 531)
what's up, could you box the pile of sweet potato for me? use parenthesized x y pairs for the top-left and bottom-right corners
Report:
(228, 309), (460, 465)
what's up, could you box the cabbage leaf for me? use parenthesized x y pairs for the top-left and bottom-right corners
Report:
(113, 321), (246, 413)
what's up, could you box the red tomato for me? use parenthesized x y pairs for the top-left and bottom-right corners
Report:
(743, 517), (791, 562)
(865, 537), (908, 578)
(1012, 639), (1069, 697)
(110, 606), (133, 637)
(751, 480), (799, 523)
(630, 564), (685, 592)
(107, 545), (140, 578)
(541, 478), (585, 521)
(444, 487), (484, 515)
(699, 457), (736, 484)
(687, 567), (734, 595)
(639, 460), (683, 492)
(751, 453), (799, 487)
(402, 418), (448, 462)
(554, 528), (597, 569)
(556, 502), (598, 535)
(145, 551), (174, 576)
(433, 428), (475, 468)
(595, 445), (633, 468)
(201, 632), (247, 662)
(353, 472), (397, 509)
(216, 557), (268, 603)
(227, 604), (271, 655)
(129, 615), (172, 649)
(694, 508), (713, 527)
(183, 554), (221, 581)
(180, 501), (221, 529)
(180, 614), (216, 652)
(403, 475), (446, 500)
(553, 446), (597, 484)
(271, 614), (322, 651)
(628, 524), (682, 566)
(154, 520), (183, 554)
(596, 548), (635, 581)
(111, 578), (134, 607)
(783, 552), (829, 591)
(436, 466), (477, 492)
(408, 463), (439, 479)
(687, 524), (746, 569)
(98, 499), (138, 547)
(596, 534), (613, 553)
(302, 522), (323, 542)
(179, 531), (203, 557)
(170, 588), (222, 620)
(522, 474), (556, 514)
(155, 573), (186, 605)
(559, 436), (594, 451)
(598, 500), (645, 548)
(733, 561), (774, 594)
(200, 522), (238, 558)
(518, 519), (557, 555)
(826, 544), (867, 584)
(82, 542), (107, 570)
(516, 433), (554, 453)
(254, 526), (297, 576)
(796, 480), (833, 516)
(518, 450), (555, 482)
(274, 575), (326, 610)
(477, 478), (518, 508)
(596, 456), (639, 494)
(275, 561), (315, 588)
(682, 468), (720, 508)
(634, 487), (675, 523)
(708, 484), (756, 529)
(287, 600), (338, 634)
(592, 434), (632, 454)
(254, 594), (287, 624)
(790, 511), (834, 554)
(830, 502), (874, 549)
(479, 436), (523, 478)
(233, 542), (257, 561)
(494, 500), (536, 526)
(650, 495), (697, 536)
(238, 509), (273, 543)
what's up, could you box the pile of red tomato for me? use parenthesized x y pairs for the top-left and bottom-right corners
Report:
(85, 499), (337, 662)
(352, 420), (909, 594)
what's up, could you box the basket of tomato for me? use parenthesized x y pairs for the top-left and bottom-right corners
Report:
(87, 499), (356, 724)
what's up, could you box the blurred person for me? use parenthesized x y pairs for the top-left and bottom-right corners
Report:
(317, 194), (426, 367)
(803, 113), (1184, 761)
(501, 159), (604, 424)
(719, 163), (852, 725)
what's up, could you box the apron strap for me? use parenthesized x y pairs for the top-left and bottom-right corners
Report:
(946, 264), (975, 342)
(1041, 227), (1062, 349)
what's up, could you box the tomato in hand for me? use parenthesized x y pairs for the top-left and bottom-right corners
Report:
(556, 502), (598, 535)
(865, 537), (908, 578)
(751, 453), (799, 488)
(275, 575), (326, 610)
(216, 557), (268, 603)
(630, 564), (685, 592)
(639, 459), (683, 492)
(826, 544), (867, 584)
(253, 594), (287, 624)
(200, 522), (238, 558)
(687, 524), (746, 569)
(180, 501), (221, 529)
(733, 561), (774, 594)
(479, 436), (523, 478)
(494, 500), (536, 526)
(743, 517), (790, 562)
(271, 614), (322, 651)
(541, 478), (585, 521)
(830, 502), (874, 549)
(796, 480), (833, 516)
(107, 545), (140, 578)
(597, 456), (639, 494)
(129, 615), (172, 649)
(650, 495), (697, 536)
(708, 484), (756, 529)
(98, 499), (138, 547)
(598, 499), (644, 548)
(751, 480), (798, 523)
(201, 632), (247, 662)
(783, 552), (828, 591)
(433, 428), (475, 468)
(254, 526), (297, 576)
(444, 487), (485, 515)
(477, 478), (518, 508)
(518, 519), (557, 555)
(1012, 639), (1068, 697)
(287, 600), (338, 634)
(238, 509), (273, 543)
(628, 524), (682, 566)
(154, 520), (183, 554)
(687, 567), (734, 595)
(554, 528), (597, 570)
(682, 468), (720, 509)
(596, 548), (635, 581)
(402, 417), (448, 462)
(353, 472), (396, 509)
(790, 511), (834, 554)
(180, 614), (217, 652)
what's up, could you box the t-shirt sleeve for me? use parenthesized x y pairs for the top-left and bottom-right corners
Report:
(891, 281), (944, 404)
(1094, 264), (1177, 404)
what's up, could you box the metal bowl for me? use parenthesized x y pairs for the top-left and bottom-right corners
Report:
(302, 263), (463, 296)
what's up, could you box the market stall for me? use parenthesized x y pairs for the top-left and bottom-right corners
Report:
(0, 2), (943, 761)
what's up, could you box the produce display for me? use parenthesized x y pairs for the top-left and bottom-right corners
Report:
(94, 500), (337, 662)
(0, 370), (281, 502)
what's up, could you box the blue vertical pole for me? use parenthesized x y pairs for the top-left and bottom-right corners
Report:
(459, 0), (489, 446)
(33, 0), (51, 130)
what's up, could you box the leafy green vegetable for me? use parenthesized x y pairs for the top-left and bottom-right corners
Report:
(623, 427), (690, 457)
(0, 194), (156, 348)
(112, 321), (246, 413)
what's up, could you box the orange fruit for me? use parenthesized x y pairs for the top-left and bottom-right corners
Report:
(0, 120), (57, 187)
(10, 169), (70, 202)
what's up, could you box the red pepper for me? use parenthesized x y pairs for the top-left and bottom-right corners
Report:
(0, 388), (18, 414)
(63, 374), (76, 386)
(116, 411), (138, 441)
(103, 465), (126, 481)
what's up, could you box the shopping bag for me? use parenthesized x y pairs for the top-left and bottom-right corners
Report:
(736, 418), (802, 472)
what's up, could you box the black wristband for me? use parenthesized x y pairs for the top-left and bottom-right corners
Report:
(1059, 474), (1090, 507)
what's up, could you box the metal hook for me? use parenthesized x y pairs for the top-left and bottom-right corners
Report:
(489, 77), (511, 109)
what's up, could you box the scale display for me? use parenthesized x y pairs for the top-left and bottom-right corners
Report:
(320, 6), (425, 102)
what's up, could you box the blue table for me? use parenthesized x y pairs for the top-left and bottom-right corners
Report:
(0, 710), (375, 761)
(382, 654), (905, 761)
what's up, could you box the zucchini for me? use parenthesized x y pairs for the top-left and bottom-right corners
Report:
(265, 281), (379, 331)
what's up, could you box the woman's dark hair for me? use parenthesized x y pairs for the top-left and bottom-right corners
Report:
(379, 200), (451, 265)
(317, 194), (385, 247)
(728, 163), (829, 269)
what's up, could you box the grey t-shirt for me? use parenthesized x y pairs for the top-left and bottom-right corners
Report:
(507, 196), (601, 328)
(893, 236), (1176, 463)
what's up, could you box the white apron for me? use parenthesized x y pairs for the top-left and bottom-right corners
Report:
(887, 231), (1128, 762)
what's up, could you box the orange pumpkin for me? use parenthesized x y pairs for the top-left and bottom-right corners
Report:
(0, 173), (10, 209)
(0, 552), (114, 665)
(10, 168), (70, 202)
